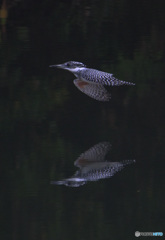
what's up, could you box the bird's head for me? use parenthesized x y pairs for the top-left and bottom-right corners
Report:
(49, 61), (86, 73)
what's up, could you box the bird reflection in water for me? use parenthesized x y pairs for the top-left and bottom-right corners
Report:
(51, 142), (135, 187)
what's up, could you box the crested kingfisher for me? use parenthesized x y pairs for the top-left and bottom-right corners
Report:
(49, 61), (135, 101)
(51, 141), (135, 187)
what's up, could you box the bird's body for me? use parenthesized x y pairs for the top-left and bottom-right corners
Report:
(74, 67), (134, 86)
(50, 61), (135, 101)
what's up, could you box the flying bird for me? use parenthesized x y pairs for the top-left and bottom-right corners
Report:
(49, 61), (135, 101)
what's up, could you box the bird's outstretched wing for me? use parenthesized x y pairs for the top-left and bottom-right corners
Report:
(73, 79), (111, 101)
(74, 142), (111, 167)
(80, 68), (135, 86)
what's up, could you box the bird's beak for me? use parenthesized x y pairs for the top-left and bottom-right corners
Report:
(49, 64), (63, 68)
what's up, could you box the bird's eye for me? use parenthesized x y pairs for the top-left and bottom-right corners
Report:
(66, 63), (70, 67)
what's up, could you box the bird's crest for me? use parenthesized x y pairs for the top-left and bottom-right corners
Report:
(63, 61), (86, 68)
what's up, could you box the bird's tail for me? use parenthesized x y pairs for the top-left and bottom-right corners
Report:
(121, 159), (136, 166)
(111, 77), (135, 86)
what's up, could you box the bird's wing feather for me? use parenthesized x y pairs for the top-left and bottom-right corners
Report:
(74, 142), (111, 167)
(73, 79), (111, 101)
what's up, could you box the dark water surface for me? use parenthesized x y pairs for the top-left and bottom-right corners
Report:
(0, 1), (165, 239)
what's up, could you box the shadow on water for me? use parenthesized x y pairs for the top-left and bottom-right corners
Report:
(51, 141), (135, 187)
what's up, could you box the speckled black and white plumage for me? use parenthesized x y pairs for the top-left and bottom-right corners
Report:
(74, 141), (111, 166)
(50, 61), (135, 101)
(79, 68), (135, 86)
(73, 161), (132, 181)
(50, 142), (136, 187)
(73, 79), (111, 101)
